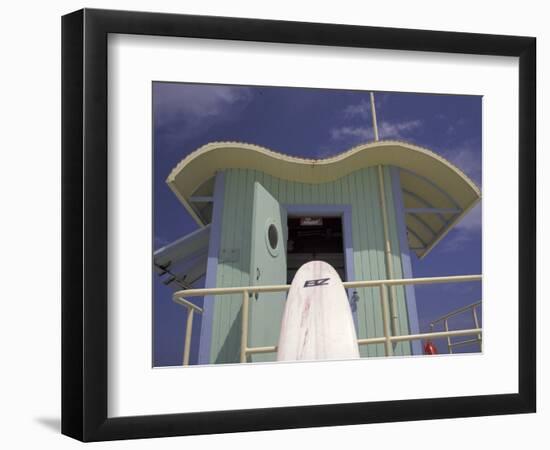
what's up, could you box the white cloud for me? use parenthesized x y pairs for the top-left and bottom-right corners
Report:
(333, 95), (422, 144)
(153, 84), (252, 149)
(154, 84), (251, 125)
(330, 125), (373, 141)
(342, 94), (389, 119)
(441, 143), (482, 186)
(330, 119), (422, 142)
(440, 203), (481, 252)
(379, 120), (422, 138)
(455, 203), (482, 232)
(343, 100), (371, 119)
(440, 231), (471, 253)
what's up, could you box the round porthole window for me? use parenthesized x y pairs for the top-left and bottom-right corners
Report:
(265, 219), (280, 257)
(268, 223), (278, 250)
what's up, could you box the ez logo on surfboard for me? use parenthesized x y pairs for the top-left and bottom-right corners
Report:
(304, 278), (330, 288)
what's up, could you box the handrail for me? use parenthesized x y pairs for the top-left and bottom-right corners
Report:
(174, 274), (482, 298)
(240, 328), (484, 356)
(172, 274), (482, 365)
(173, 297), (203, 313)
(171, 298), (204, 365)
(430, 300), (481, 324)
(429, 300), (482, 354)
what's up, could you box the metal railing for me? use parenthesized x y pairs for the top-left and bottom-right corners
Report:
(429, 301), (482, 354)
(173, 274), (482, 365)
(172, 297), (204, 365)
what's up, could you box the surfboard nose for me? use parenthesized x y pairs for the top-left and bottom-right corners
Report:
(300, 260), (339, 279)
(277, 261), (360, 362)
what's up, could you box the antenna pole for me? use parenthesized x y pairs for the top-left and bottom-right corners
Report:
(370, 92), (379, 141)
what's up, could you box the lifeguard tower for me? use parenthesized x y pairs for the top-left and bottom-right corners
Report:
(154, 133), (482, 365)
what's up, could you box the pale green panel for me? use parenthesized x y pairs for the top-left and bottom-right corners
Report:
(209, 167), (411, 363)
(272, 173), (281, 198)
(350, 171), (367, 355)
(211, 170), (243, 363)
(226, 169), (243, 362)
(332, 181), (338, 201)
(318, 182), (327, 204)
(279, 173), (288, 204)
(238, 169), (254, 289)
(383, 166), (411, 356)
(369, 167), (390, 356)
(304, 181), (313, 203)
(298, 181), (305, 203)
(341, 174), (350, 205)
(251, 169), (282, 362)
(294, 181), (304, 203)
(299, 181), (307, 203)
(286, 178), (295, 204)
(230, 170), (251, 359)
(355, 169), (375, 356)
(210, 170), (231, 363)
(213, 170), (270, 363)
(304, 181), (312, 203)
(228, 170), (249, 362)
(371, 168), (388, 357)
(338, 173), (349, 204)
(305, 182), (314, 203)
(314, 182), (323, 203)
(248, 178), (287, 362)
(363, 168), (385, 356)
(360, 173), (376, 358)
(242, 170), (256, 278)
(312, 182), (325, 204)
(262, 172), (275, 197)
(301, 182), (307, 204)
(344, 172), (369, 357)
(326, 178), (335, 204)
(342, 173), (367, 355)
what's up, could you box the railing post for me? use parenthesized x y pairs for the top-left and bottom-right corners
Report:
(240, 290), (250, 363)
(183, 307), (194, 366)
(380, 284), (393, 356)
(377, 165), (399, 338)
(472, 305), (482, 349)
(444, 319), (452, 354)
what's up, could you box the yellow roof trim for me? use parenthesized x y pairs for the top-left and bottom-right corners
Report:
(167, 140), (481, 254)
(418, 199), (479, 259)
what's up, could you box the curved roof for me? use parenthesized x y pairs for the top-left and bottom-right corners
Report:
(167, 141), (481, 258)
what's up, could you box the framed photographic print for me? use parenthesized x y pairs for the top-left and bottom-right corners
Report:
(62, 8), (536, 442)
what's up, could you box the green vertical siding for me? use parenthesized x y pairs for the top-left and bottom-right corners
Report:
(209, 166), (412, 363)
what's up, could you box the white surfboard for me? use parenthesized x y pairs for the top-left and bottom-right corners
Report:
(277, 261), (360, 361)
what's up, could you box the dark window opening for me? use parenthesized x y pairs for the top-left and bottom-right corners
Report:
(268, 223), (279, 250)
(286, 216), (346, 283)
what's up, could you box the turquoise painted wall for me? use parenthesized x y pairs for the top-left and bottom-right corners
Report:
(209, 166), (412, 363)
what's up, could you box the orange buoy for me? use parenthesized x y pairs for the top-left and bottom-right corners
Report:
(423, 340), (438, 355)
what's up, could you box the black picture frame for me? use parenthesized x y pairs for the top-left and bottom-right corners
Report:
(62, 8), (536, 442)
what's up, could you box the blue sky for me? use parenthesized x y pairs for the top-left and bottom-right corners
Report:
(153, 82), (482, 366)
